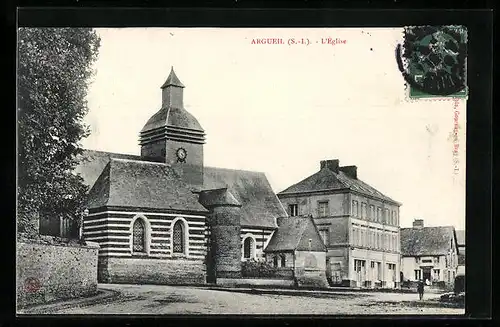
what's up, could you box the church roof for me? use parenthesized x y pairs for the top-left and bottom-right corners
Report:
(76, 150), (286, 228)
(203, 167), (286, 228)
(278, 165), (399, 205)
(86, 157), (208, 213)
(75, 150), (144, 189)
(161, 67), (185, 89)
(264, 216), (327, 252)
(400, 226), (458, 257)
(140, 107), (204, 133)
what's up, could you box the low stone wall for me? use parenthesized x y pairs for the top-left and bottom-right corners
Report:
(217, 278), (294, 287)
(98, 256), (206, 285)
(16, 237), (100, 308)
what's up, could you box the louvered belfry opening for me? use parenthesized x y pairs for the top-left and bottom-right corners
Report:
(133, 219), (146, 253)
(173, 221), (185, 254)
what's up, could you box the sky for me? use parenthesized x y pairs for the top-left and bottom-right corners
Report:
(83, 28), (466, 230)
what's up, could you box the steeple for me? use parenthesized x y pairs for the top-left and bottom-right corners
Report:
(161, 67), (185, 108)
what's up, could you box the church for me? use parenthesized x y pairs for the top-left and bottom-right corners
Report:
(75, 68), (288, 285)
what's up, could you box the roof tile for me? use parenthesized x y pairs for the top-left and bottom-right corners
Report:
(278, 167), (399, 205)
(400, 226), (457, 256)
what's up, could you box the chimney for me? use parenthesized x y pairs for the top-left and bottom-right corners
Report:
(413, 219), (424, 228)
(161, 67), (185, 108)
(320, 159), (339, 173)
(340, 165), (358, 179)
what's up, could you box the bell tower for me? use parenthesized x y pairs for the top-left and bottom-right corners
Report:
(139, 67), (205, 186)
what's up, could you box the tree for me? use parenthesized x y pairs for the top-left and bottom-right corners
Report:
(17, 28), (100, 237)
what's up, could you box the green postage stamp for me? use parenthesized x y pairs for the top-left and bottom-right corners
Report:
(396, 25), (468, 100)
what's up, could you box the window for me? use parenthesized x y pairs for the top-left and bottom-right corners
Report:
(289, 204), (298, 217)
(132, 219), (146, 253)
(318, 201), (329, 217)
(384, 209), (390, 224)
(371, 261), (375, 268)
(361, 203), (367, 219)
(273, 255), (278, 267)
(243, 237), (254, 259)
(280, 254), (286, 267)
(422, 259), (432, 263)
(369, 205), (375, 221)
(377, 207), (382, 222)
(172, 220), (185, 254)
(352, 228), (356, 245)
(415, 269), (422, 280)
(354, 259), (365, 272)
(319, 229), (329, 246)
(352, 200), (359, 217)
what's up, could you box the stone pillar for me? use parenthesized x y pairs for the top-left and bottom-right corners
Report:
(211, 206), (242, 279)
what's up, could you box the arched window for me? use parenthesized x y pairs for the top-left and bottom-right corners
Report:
(280, 254), (286, 267)
(132, 219), (146, 253)
(243, 237), (254, 259)
(173, 220), (185, 254)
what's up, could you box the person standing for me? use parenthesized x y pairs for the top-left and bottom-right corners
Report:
(417, 279), (425, 300)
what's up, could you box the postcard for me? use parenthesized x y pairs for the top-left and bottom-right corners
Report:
(17, 26), (467, 315)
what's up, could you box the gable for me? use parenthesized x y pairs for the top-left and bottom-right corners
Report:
(296, 218), (328, 252)
(264, 216), (326, 252)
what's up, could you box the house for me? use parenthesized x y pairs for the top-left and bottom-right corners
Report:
(264, 216), (328, 287)
(455, 229), (465, 276)
(400, 219), (459, 288)
(74, 68), (287, 285)
(277, 159), (402, 288)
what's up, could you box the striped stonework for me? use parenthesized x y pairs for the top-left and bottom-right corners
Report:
(240, 226), (276, 261)
(83, 209), (208, 261)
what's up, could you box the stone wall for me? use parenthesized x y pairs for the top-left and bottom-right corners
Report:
(16, 238), (99, 308)
(217, 278), (294, 287)
(98, 256), (206, 285)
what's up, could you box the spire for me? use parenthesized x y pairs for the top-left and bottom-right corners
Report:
(161, 67), (185, 108)
(161, 67), (185, 89)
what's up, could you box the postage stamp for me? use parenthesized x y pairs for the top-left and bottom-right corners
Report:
(396, 25), (468, 100)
